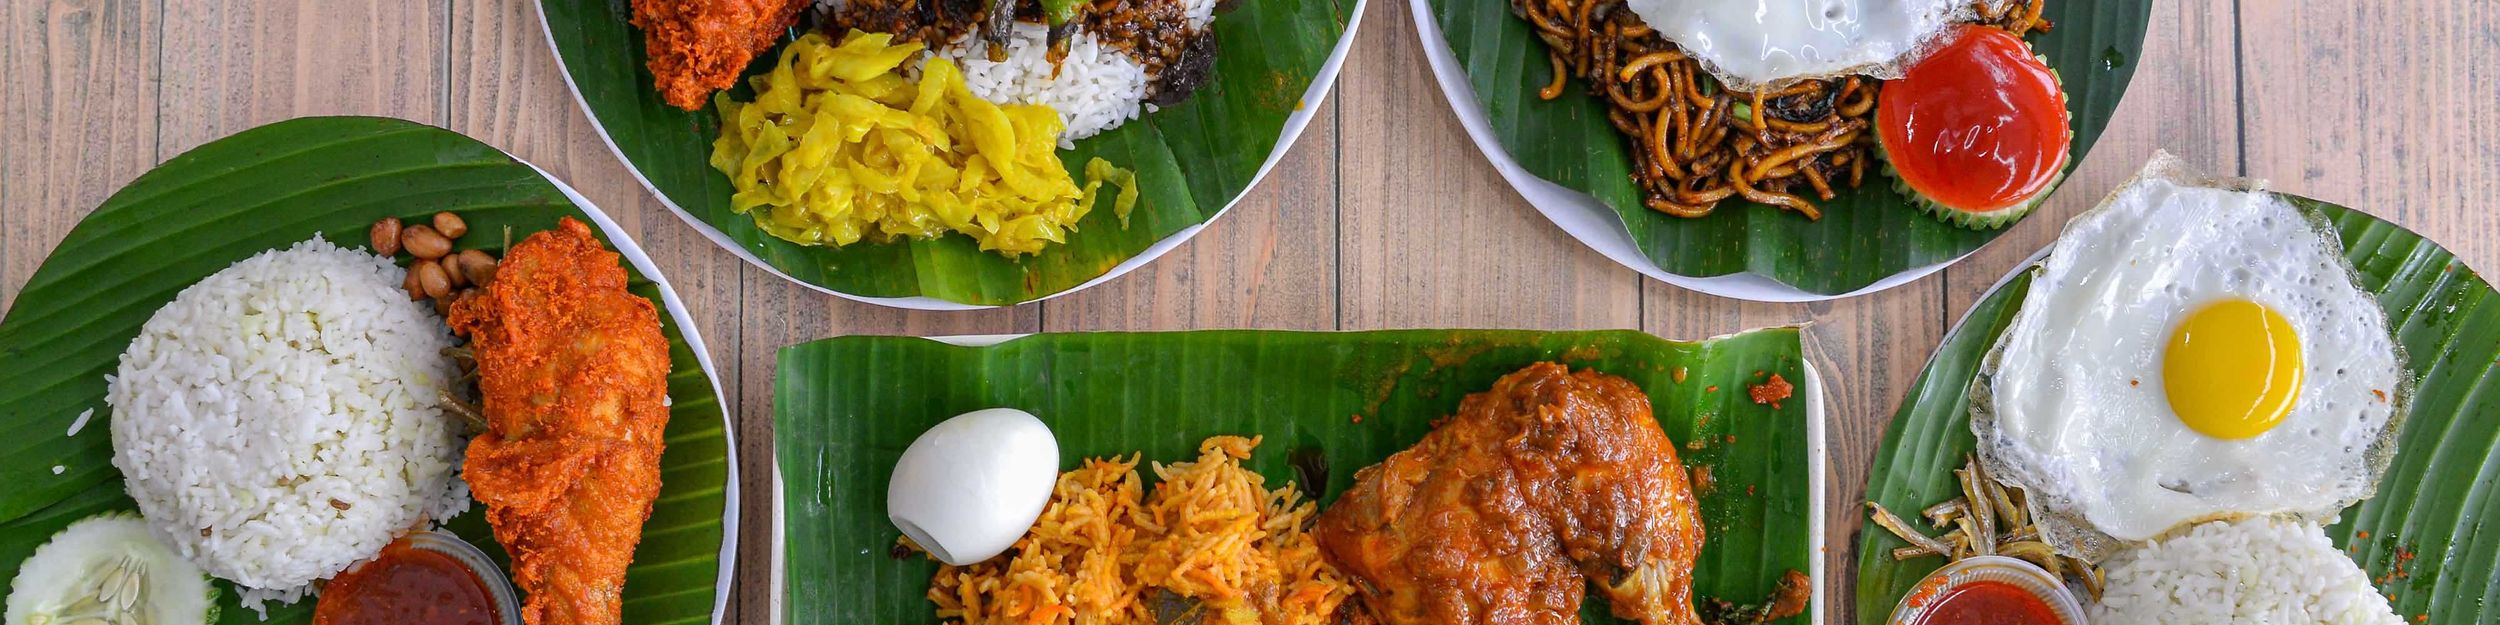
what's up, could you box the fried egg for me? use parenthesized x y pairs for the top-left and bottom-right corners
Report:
(1970, 153), (2407, 561)
(1622, 0), (1987, 89)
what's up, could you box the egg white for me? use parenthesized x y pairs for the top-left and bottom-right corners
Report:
(1970, 154), (2407, 560)
(1622, 0), (1985, 89)
(888, 408), (1061, 566)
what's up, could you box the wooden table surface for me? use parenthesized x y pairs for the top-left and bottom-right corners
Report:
(4, 0), (2492, 623)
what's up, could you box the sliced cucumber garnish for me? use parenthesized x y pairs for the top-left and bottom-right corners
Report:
(5, 512), (218, 625)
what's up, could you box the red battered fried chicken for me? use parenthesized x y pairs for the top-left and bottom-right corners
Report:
(449, 218), (674, 625)
(630, 0), (811, 110)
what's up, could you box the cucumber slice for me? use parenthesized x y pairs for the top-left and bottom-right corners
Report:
(5, 512), (218, 625)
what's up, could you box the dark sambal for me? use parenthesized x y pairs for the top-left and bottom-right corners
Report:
(312, 537), (500, 625)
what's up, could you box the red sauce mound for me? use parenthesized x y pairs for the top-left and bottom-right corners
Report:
(1913, 580), (2062, 625)
(1878, 25), (2071, 213)
(313, 538), (499, 625)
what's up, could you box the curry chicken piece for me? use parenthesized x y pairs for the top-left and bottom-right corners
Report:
(448, 218), (673, 625)
(1316, 363), (1705, 625)
(629, 0), (812, 110)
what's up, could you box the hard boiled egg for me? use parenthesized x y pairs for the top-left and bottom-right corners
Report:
(887, 408), (1060, 566)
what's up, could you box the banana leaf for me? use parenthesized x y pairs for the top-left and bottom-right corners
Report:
(1854, 197), (2500, 623)
(1420, 0), (2151, 296)
(536, 0), (1356, 307)
(0, 117), (733, 625)
(776, 329), (1818, 624)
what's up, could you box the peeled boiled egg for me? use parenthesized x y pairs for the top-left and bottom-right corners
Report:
(887, 408), (1060, 566)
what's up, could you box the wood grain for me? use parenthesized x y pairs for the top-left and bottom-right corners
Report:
(1338, 0), (1644, 331)
(156, 0), (447, 155)
(1645, 279), (1945, 623)
(0, 0), (156, 312)
(1939, 0), (2247, 318)
(444, 0), (764, 620)
(1843, 0), (2248, 621)
(5, 2), (2500, 624)
(1038, 104), (1342, 332)
(2238, 0), (2500, 273)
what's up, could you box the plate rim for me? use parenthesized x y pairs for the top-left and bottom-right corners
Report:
(768, 331), (1830, 625)
(533, 0), (1368, 310)
(0, 119), (740, 625)
(1408, 0), (2009, 303)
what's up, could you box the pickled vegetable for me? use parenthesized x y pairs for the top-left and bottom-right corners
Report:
(710, 30), (1130, 257)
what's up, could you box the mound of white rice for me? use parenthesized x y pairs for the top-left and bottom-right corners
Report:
(928, 0), (1220, 144)
(935, 23), (1149, 145)
(2092, 517), (2402, 624)
(106, 237), (466, 610)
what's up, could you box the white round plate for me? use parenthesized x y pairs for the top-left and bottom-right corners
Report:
(539, 6), (1366, 310)
(1408, 0), (1961, 303)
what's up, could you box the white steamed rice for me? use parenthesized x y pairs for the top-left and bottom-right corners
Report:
(106, 237), (467, 612)
(935, 23), (1149, 145)
(2092, 517), (2403, 624)
(923, 0), (1221, 144)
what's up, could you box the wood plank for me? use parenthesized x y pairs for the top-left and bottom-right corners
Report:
(1039, 98), (1340, 331)
(1337, 0), (1643, 331)
(2239, 0), (2500, 273)
(156, 0), (448, 156)
(1940, 0), (2247, 317)
(0, 0), (159, 311)
(1867, 1), (2250, 620)
(737, 288), (1036, 622)
(1644, 277), (1942, 625)
(443, 2), (773, 622)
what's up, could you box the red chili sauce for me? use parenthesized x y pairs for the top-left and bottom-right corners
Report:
(312, 539), (499, 625)
(1911, 580), (2062, 625)
(1876, 25), (2071, 213)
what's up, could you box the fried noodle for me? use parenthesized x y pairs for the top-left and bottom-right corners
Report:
(1512, 0), (2051, 219)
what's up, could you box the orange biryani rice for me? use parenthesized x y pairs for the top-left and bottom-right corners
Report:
(915, 435), (1355, 624)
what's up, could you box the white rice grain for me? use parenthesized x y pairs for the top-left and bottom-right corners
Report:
(2092, 517), (2403, 625)
(933, 24), (1150, 145)
(1180, 0), (1217, 29)
(66, 407), (92, 436)
(106, 237), (467, 614)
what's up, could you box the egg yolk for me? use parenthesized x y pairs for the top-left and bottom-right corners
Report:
(2163, 299), (2304, 439)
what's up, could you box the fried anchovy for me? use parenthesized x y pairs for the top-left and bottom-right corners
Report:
(1867, 501), (1956, 558)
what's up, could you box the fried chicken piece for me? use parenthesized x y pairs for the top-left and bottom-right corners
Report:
(449, 218), (673, 625)
(630, 0), (812, 110)
(1316, 363), (1705, 625)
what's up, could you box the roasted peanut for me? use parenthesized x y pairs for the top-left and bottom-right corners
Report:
(371, 217), (404, 257)
(442, 256), (469, 288)
(402, 265), (426, 301)
(432, 212), (469, 239)
(415, 260), (453, 299)
(403, 225), (453, 260)
(455, 249), (499, 287)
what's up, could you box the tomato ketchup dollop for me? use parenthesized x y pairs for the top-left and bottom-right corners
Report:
(1878, 25), (2070, 215)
